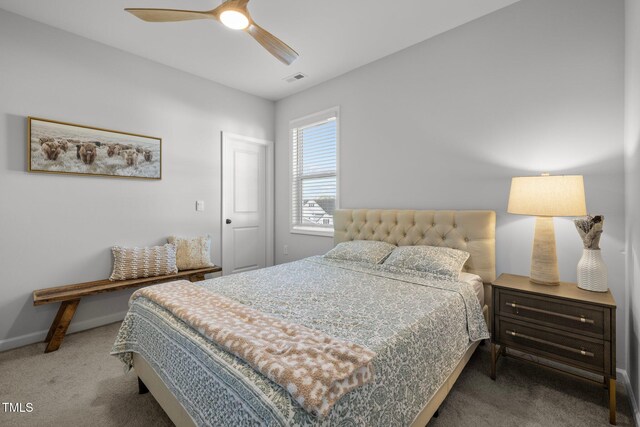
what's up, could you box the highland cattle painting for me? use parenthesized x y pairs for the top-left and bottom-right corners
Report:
(28, 117), (161, 179)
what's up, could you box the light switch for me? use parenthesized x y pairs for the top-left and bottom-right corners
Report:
(196, 200), (205, 212)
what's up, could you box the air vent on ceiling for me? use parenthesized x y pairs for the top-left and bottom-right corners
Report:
(284, 72), (307, 83)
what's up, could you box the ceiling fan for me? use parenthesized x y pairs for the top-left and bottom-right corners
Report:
(125, 0), (299, 65)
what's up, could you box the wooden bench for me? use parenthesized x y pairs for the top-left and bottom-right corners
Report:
(33, 266), (222, 353)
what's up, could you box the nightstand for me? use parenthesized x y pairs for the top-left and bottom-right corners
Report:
(490, 273), (617, 424)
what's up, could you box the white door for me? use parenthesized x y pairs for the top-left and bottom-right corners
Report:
(222, 133), (273, 275)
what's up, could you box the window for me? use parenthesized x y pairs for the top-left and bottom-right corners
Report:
(290, 108), (339, 236)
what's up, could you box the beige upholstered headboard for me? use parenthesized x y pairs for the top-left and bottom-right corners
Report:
(334, 209), (496, 283)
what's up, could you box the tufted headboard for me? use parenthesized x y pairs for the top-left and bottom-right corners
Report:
(334, 209), (496, 283)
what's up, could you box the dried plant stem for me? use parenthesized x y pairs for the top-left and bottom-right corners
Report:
(574, 215), (604, 250)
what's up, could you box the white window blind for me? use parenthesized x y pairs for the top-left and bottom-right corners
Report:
(291, 108), (338, 236)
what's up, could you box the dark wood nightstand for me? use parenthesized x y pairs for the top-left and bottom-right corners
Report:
(490, 273), (617, 424)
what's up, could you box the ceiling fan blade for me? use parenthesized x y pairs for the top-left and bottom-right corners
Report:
(125, 8), (215, 22)
(246, 23), (298, 65)
(221, 0), (250, 9)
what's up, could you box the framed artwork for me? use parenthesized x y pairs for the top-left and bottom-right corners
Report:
(28, 117), (162, 180)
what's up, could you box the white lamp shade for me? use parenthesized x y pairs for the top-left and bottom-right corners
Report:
(508, 175), (587, 217)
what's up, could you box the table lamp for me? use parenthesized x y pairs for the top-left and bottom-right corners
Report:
(507, 174), (587, 285)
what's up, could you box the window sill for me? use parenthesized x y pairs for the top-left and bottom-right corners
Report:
(290, 226), (334, 237)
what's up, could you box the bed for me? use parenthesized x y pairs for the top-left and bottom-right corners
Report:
(112, 209), (496, 427)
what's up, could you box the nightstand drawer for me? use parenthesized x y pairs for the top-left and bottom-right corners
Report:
(496, 317), (607, 372)
(497, 289), (608, 339)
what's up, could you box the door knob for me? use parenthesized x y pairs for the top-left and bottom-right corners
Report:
(226, 219), (232, 224)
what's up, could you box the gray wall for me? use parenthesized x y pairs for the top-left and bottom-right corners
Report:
(0, 10), (274, 350)
(625, 0), (640, 418)
(275, 0), (627, 368)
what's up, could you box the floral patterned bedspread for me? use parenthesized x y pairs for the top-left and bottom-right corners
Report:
(111, 256), (489, 427)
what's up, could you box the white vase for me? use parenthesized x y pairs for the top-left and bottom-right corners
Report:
(577, 249), (608, 292)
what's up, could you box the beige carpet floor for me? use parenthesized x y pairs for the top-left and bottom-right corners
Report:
(0, 322), (635, 427)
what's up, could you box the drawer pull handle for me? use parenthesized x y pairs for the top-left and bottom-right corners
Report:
(505, 329), (595, 358)
(505, 302), (595, 325)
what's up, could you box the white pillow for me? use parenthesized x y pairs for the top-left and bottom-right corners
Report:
(324, 240), (397, 264)
(383, 245), (470, 279)
(459, 272), (483, 285)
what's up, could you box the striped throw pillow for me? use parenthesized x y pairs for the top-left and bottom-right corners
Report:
(109, 244), (178, 281)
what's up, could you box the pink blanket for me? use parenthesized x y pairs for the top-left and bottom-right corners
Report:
(131, 281), (376, 417)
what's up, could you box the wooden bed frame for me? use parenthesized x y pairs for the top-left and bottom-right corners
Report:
(133, 209), (496, 426)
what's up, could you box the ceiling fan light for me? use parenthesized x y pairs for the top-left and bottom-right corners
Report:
(220, 10), (249, 30)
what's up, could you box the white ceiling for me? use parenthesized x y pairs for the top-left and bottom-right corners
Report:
(0, 0), (520, 100)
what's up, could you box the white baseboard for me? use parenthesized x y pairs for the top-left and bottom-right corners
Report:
(618, 368), (640, 426)
(0, 310), (128, 353)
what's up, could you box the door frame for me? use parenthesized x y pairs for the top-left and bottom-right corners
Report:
(221, 132), (274, 273)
